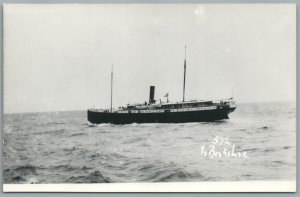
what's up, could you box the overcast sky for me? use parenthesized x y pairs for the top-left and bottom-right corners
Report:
(4, 4), (296, 113)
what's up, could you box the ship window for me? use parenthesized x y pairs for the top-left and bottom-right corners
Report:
(197, 103), (203, 107)
(183, 104), (190, 108)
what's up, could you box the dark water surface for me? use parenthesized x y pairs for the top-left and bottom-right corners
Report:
(3, 102), (296, 183)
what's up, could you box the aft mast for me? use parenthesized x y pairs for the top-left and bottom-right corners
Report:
(183, 46), (187, 102)
(111, 63), (113, 113)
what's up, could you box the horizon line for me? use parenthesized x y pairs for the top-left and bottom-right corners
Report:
(3, 100), (296, 115)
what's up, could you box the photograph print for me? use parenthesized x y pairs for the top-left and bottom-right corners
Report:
(3, 4), (296, 192)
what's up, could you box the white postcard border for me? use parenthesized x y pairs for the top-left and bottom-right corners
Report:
(3, 181), (296, 192)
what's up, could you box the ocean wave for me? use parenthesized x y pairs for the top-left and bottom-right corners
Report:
(263, 148), (276, 153)
(89, 153), (100, 159)
(87, 152), (132, 166)
(70, 133), (87, 137)
(49, 122), (66, 125)
(136, 161), (204, 182)
(8, 175), (39, 184)
(87, 122), (116, 127)
(52, 165), (77, 171)
(241, 174), (252, 178)
(124, 137), (145, 144)
(26, 177), (39, 184)
(96, 123), (112, 127)
(33, 129), (66, 135)
(11, 176), (26, 182)
(66, 171), (112, 183)
(14, 164), (39, 173)
(203, 176), (221, 181)
(87, 122), (98, 127)
(180, 136), (193, 139)
(157, 170), (196, 182)
(4, 164), (44, 183)
(51, 165), (92, 171)
(240, 148), (258, 152)
(101, 162), (129, 171)
(272, 160), (285, 164)
(137, 164), (156, 171)
(260, 126), (269, 130)
(283, 146), (291, 150)
(142, 168), (203, 182)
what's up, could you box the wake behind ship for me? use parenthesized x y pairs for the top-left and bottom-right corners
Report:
(88, 46), (236, 124)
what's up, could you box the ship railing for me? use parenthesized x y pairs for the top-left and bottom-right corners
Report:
(89, 108), (110, 113)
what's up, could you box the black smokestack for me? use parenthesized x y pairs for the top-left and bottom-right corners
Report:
(149, 86), (155, 104)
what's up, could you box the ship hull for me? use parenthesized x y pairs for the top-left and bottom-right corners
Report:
(87, 107), (236, 124)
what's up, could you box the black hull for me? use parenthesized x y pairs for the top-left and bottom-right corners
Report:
(87, 107), (236, 124)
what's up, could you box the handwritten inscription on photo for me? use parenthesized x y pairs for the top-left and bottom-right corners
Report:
(200, 136), (249, 159)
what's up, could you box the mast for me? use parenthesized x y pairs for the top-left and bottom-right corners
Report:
(110, 63), (113, 113)
(183, 45), (187, 102)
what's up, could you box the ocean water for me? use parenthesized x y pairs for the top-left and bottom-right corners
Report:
(3, 102), (296, 184)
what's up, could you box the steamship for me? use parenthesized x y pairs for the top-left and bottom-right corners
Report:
(87, 47), (236, 124)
